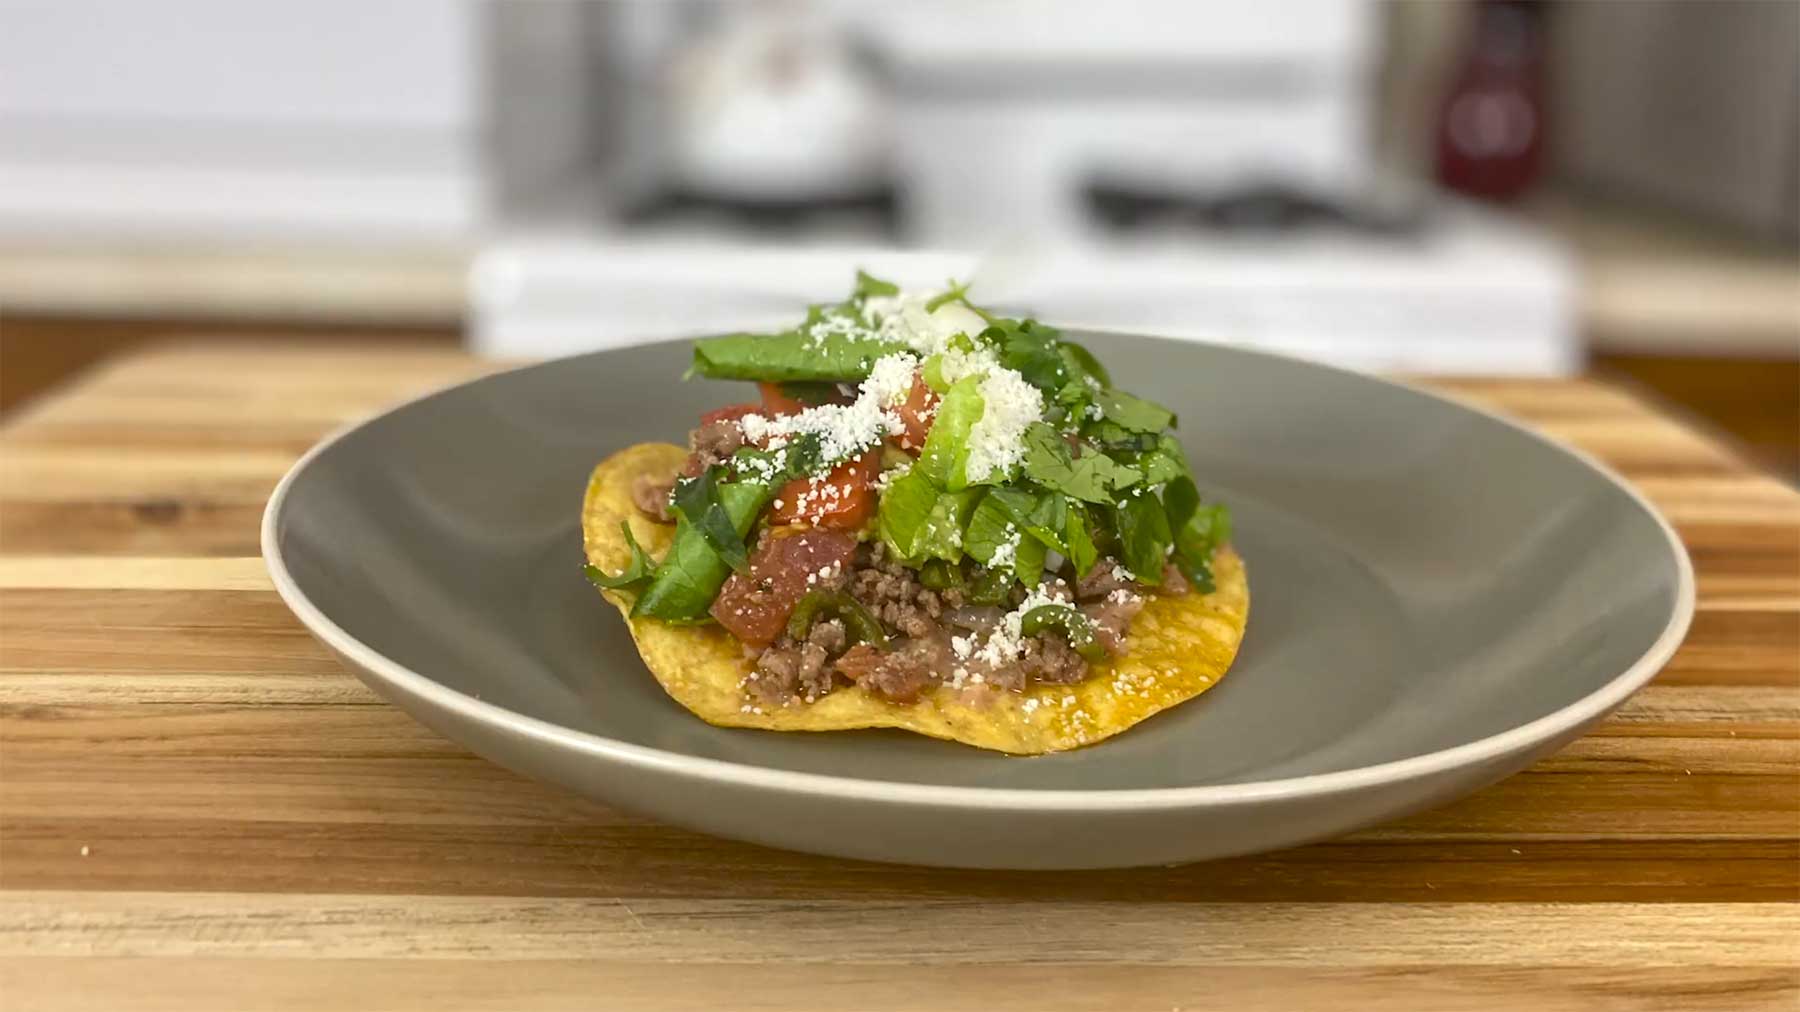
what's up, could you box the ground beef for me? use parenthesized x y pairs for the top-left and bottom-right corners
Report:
(750, 647), (801, 703)
(848, 542), (944, 639)
(744, 546), (1154, 705)
(834, 637), (948, 703)
(1075, 560), (1135, 600)
(1159, 562), (1191, 595)
(796, 619), (845, 699)
(1019, 632), (1089, 684)
(1082, 593), (1145, 655)
(631, 473), (675, 522)
(684, 419), (746, 475)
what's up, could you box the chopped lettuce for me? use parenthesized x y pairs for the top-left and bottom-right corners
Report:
(584, 521), (657, 590)
(917, 375), (985, 491)
(663, 269), (1235, 615)
(877, 466), (980, 563)
(633, 479), (771, 622)
(669, 467), (749, 572)
(691, 329), (902, 382)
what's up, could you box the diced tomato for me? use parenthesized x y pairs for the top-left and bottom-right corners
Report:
(757, 382), (809, 416)
(893, 373), (938, 453)
(701, 382), (815, 429)
(767, 450), (880, 530)
(710, 527), (859, 646)
(699, 403), (760, 427)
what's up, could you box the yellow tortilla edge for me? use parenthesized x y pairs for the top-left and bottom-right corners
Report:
(582, 442), (1249, 755)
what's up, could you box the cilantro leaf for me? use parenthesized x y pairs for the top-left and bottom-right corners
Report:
(1095, 388), (1175, 432)
(962, 492), (1014, 565)
(1113, 489), (1173, 583)
(853, 269), (900, 299)
(1164, 476), (1231, 594)
(924, 279), (971, 312)
(1064, 500), (1099, 576)
(1087, 419), (1159, 451)
(1021, 423), (1132, 504)
(1109, 433), (1188, 487)
(1013, 533), (1047, 587)
(996, 320), (1068, 393)
(1059, 340), (1111, 387)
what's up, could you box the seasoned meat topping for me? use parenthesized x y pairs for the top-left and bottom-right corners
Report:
(684, 418), (746, 476)
(630, 473), (675, 523)
(748, 542), (1153, 707)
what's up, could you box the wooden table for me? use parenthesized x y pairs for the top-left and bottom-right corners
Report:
(2, 344), (1796, 1011)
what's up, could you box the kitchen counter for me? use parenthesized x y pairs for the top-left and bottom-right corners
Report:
(1, 343), (1795, 1010)
(0, 243), (468, 326)
(3, 193), (1794, 355)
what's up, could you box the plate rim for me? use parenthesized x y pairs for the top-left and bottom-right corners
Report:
(262, 333), (1696, 812)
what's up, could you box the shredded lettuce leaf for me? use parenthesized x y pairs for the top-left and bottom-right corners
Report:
(584, 521), (657, 590)
(877, 467), (980, 563)
(691, 329), (902, 382)
(669, 467), (749, 573)
(917, 375), (985, 491)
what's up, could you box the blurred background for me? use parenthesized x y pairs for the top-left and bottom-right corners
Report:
(1, 0), (1795, 476)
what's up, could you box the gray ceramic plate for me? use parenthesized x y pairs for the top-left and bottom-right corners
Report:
(263, 334), (1692, 869)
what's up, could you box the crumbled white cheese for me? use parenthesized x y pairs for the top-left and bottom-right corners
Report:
(963, 368), (1044, 483)
(971, 581), (1067, 669)
(863, 351), (921, 407)
(859, 288), (1049, 483)
(865, 292), (985, 360)
(805, 308), (876, 348)
(988, 522), (1020, 569)
(805, 560), (843, 587)
(871, 465), (903, 492)
(935, 343), (1000, 386)
(738, 352), (919, 469)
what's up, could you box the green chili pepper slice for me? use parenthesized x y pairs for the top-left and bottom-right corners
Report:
(1018, 603), (1107, 661)
(786, 590), (890, 649)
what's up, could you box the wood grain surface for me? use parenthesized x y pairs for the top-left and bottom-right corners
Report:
(1, 343), (1796, 1011)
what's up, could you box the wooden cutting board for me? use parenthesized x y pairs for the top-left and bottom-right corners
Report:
(2, 343), (1795, 1011)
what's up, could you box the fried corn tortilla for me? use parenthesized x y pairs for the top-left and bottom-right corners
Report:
(583, 442), (1249, 754)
